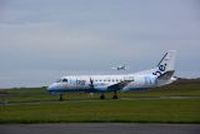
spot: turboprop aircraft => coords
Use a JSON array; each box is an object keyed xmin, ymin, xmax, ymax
[{"xmin": 48, "ymin": 50, "xmax": 176, "ymax": 101}]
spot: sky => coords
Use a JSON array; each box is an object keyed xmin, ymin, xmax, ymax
[{"xmin": 0, "ymin": 0, "xmax": 200, "ymax": 88}]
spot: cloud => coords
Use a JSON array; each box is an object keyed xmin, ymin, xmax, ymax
[{"xmin": 0, "ymin": 0, "xmax": 200, "ymax": 88}]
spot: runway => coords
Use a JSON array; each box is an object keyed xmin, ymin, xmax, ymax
[{"xmin": 0, "ymin": 123, "xmax": 199, "ymax": 134}]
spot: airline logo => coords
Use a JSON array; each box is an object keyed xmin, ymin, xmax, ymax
[{"xmin": 152, "ymin": 63, "xmax": 167, "ymax": 77}]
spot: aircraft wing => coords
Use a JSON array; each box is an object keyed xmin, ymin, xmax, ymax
[{"xmin": 107, "ymin": 80, "xmax": 134, "ymax": 91}]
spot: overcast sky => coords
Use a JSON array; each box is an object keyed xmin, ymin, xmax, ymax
[{"xmin": 0, "ymin": 0, "xmax": 200, "ymax": 88}]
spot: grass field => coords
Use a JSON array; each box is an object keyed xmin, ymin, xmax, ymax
[{"xmin": 0, "ymin": 79, "xmax": 200, "ymax": 124}]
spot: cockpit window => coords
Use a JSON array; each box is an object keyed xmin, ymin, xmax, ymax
[
  {"xmin": 62, "ymin": 78, "xmax": 68, "ymax": 82},
  {"xmin": 56, "ymin": 78, "xmax": 68, "ymax": 83}
]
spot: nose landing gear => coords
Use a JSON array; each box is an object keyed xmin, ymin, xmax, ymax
[{"xmin": 59, "ymin": 94, "xmax": 63, "ymax": 101}]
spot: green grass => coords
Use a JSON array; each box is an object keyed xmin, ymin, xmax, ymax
[
  {"xmin": 0, "ymin": 79, "xmax": 200, "ymax": 124},
  {"xmin": 0, "ymin": 99, "xmax": 199, "ymax": 124}
]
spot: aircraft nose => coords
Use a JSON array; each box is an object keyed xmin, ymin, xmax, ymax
[{"xmin": 47, "ymin": 83, "xmax": 57, "ymax": 91}]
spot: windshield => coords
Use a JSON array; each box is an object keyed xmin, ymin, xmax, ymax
[
  {"xmin": 56, "ymin": 78, "xmax": 68, "ymax": 83},
  {"xmin": 62, "ymin": 78, "xmax": 68, "ymax": 82}
]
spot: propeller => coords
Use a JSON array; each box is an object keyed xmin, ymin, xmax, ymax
[{"xmin": 89, "ymin": 78, "xmax": 94, "ymax": 88}]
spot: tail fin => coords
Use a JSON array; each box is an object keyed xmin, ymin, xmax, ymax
[{"xmin": 153, "ymin": 50, "xmax": 176, "ymax": 79}]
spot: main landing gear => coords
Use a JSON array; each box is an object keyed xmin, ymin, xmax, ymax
[
  {"xmin": 112, "ymin": 91, "xmax": 118, "ymax": 99},
  {"xmin": 100, "ymin": 94, "xmax": 105, "ymax": 100},
  {"xmin": 99, "ymin": 91, "xmax": 119, "ymax": 100}
]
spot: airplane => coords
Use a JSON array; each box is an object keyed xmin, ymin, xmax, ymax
[
  {"xmin": 47, "ymin": 50, "xmax": 177, "ymax": 101},
  {"xmin": 112, "ymin": 64, "xmax": 127, "ymax": 71}
]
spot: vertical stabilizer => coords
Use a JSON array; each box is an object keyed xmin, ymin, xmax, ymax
[{"xmin": 153, "ymin": 50, "xmax": 176, "ymax": 78}]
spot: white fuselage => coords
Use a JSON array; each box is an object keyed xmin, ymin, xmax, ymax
[
  {"xmin": 47, "ymin": 50, "xmax": 176, "ymax": 95},
  {"xmin": 47, "ymin": 73, "xmax": 173, "ymax": 94}
]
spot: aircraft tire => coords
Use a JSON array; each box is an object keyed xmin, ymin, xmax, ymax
[
  {"xmin": 100, "ymin": 94, "xmax": 105, "ymax": 100},
  {"xmin": 112, "ymin": 95, "xmax": 118, "ymax": 99},
  {"xmin": 59, "ymin": 94, "xmax": 63, "ymax": 101}
]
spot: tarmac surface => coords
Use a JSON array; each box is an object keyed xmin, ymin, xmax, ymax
[{"xmin": 0, "ymin": 123, "xmax": 200, "ymax": 134}]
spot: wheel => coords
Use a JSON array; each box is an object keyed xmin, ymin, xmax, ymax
[
  {"xmin": 100, "ymin": 94, "xmax": 105, "ymax": 99},
  {"xmin": 59, "ymin": 94, "xmax": 63, "ymax": 101},
  {"xmin": 112, "ymin": 95, "xmax": 118, "ymax": 99},
  {"xmin": 112, "ymin": 91, "xmax": 118, "ymax": 99}
]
